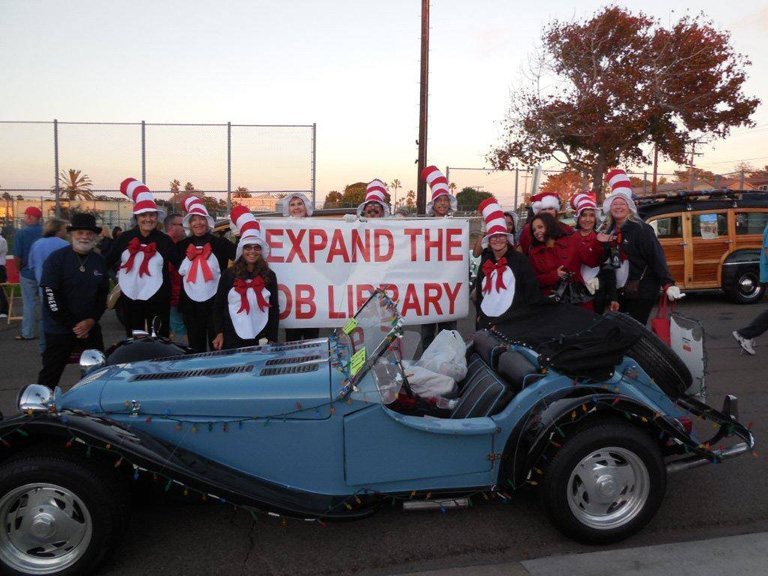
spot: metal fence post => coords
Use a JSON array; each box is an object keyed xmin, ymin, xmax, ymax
[
  {"xmin": 53, "ymin": 119, "xmax": 60, "ymax": 218},
  {"xmin": 715, "ymin": 174, "xmax": 720, "ymax": 188},
  {"xmin": 643, "ymin": 171, "xmax": 647, "ymax": 195},
  {"xmin": 739, "ymin": 170, "xmax": 745, "ymax": 190},
  {"xmin": 311, "ymin": 123, "xmax": 317, "ymax": 206},
  {"xmin": 141, "ymin": 121, "xmax": 146, "ymax": 183},
  {"xmin": 514, "ymin": 167, "xmax": 519, "ymax": 209},
  {"xmin": 227, "ymin": 122, "xmax": 232, "ymax": 213}
]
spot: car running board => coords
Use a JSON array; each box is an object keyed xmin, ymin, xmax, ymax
[{"xmin": 403, "ymin": 497, "xmax": 470, "ymax": 511}]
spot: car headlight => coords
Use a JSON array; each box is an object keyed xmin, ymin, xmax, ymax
[
  {"xmin": 80, "ymin": 349, "xmax": 106, "ymax": 377},
  {"xmin": 17, "ymin": 384, "xmax": 54, "ymax": 413}
]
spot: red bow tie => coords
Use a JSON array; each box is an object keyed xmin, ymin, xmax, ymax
[
  {"xmin": 482, "ymin": 257, "xmax": 508, "ymax": 294},
  {"xmin": 233, "ymin": 277, "xmax": 271, "ymax": 315},
  {"xmin": 185, "ymin": 243, "xmax": 214, "ymax": 283},
  {"xmin": 121, "ymin": 237, "xmax": 157, "ymax": 277}
]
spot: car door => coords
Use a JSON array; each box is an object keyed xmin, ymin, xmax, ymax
[
  {"xmin": 685, "ymin": 210, "xmax": 730, "ymax": 289},
  {"xmin": 648, "ymin": 213, "xmax": 686, "ymax": 287}
]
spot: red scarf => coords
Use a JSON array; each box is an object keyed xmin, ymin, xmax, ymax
[
  {"xmin": 482, "ymin": 257, "xmax": 508, "ymax": 294},
  {"xmin": 121, "ymin": 237, "xmax": 157, "ymax": 277},
  {"xmin": 185, "ymin": 243, "xmax": 214, "ymax": 283},
  {"xmin": 234, "ymin": 277, "xmax": 271, "ymax": 314}
]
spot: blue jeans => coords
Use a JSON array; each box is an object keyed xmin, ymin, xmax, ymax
[{"xmin": 20, "ymin": 275, "xmax": 40, "ymax": 340}]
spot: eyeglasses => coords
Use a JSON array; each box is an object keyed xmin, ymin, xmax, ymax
[{"xmin": 242, "ymin": 244, "xmax": 261, "ymax": 251}]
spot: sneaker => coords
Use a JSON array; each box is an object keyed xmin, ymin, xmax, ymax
[
  {"xmin": 0, "ymin": 314, "xmax": 7, "ymax": 319},
  {"xmin": 733, "ymin": 331, "xmax": 755, "ymax": 355}
]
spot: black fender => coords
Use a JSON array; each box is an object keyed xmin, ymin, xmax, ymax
[
  {"xmin": 721, "ymin": 249, "xmax": 761, "ymax": 288},
  {"xmin": 0, "ymin": 412, "xmax": 375, "ymax": 520},
  {"xmin": 498, "ymin": 386, "xmax": 711, "ymax": 490}
]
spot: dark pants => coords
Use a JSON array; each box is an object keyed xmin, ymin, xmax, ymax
[
  {"xmin": 0, "ymin": 266, "xmax": 7, "ymax": 315},
  {"xmin": 38, "ymin": 326, "xmax": 104, "ymax": 389},
  {"xmin": 420, "ymin": 321, "xmax": 458, "ymax": 351},
  {"xmin": 619, "ymin": 298, "xmax": 656, "ymax": 326},
  {"xmin": 738, "ymin": 308, "xmax": 768, "ymax": 340},
  {"xmin": 121, "ymin": 297, "xmax": 170, "ymax": 338},
  {"xmin": 284, "ymin": 327, "xmax": 320, "ymax": 342},
  {"xmin": 183, "ymin": 309, "xmax": 216, "ymax": 352}
]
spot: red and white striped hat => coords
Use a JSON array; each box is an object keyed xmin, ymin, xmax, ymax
[
  {"xmin": 569, "ymin": 192, "xmax": 598, "ymax": 218},
  {"xmin": 603, "ymin": 169, "xmax": 637, "ymax": 215},
  {"xmin": 530, "ymin": 191, "xmax": 561, "ymax": 215},
  {"xmin": 120, "ymin": 178, "xmax": 165, "ymax": 218},
  {"xmin": 478, "ymin": 196, "xmax": 515, "ymax": 247},
  {"xmin": 422, "ymin": 165, "xmax": 457, "ymax": 215},
  {"xmin": 181, "ymin": 194, "xmax": 215, "ymax": 233},
  {"xmin": 230, "ymin": 205, "xmax": 270, "ymax": 260},
  {"xmin": 356, "ymin": 179, "xmax": 391, "ymax": 217}
]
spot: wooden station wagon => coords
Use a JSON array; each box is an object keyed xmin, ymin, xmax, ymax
[{"xmin": 638, "ymin": 191, "xmax": 768, "ymax": 303}]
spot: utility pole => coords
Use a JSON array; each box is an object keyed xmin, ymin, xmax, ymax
[
  {"xmin": 416, "ymin": 0, "xmax": 430, "ymax": 215},
  {"xmin": 652, "ymin": 144, "xmax": 659, "ymax": 194},
  {"xmin": 687, "ymin": 138, "xmax": 705, "ymax": 192}
]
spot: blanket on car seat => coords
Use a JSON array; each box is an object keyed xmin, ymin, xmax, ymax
[{"xmin": 491, "ymin": 300, "xmax": 640, "ymax": 381}]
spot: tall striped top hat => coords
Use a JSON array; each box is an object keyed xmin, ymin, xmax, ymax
[
  {"xmin": 569, "ymin": 192, "xmax": 598, "ymax": 217},
  {"xmin": 530, "ymin": 191, "xmax": 561, "ymax": 215},
  {"xmin": 181, "ymin": 194, "xmax": 215, "ymax": 233},
  {"xmin": 478, "ymin": 197, "xmax": 515, "ymax": 247},
  {"xmin": 603, "ymin": 169, "xmax": 638, "ymax": 215},
  {"xmin": 422, "ymin": 165, "xmax": 457, "ymax": 215},
  {"xmin": 278, "ymin": 192, "xmax": 314, "ymax": 217},
  {"xmin": 230, "ymin": 205, "xmax": 270, "ymax": 261},
  {"xmin": 120, "ymin": 178, "xmax": 166, "ymax": 219},
  {"xmin": 356, "ymin": 179, "xmax": 391, "ymax": 217}
]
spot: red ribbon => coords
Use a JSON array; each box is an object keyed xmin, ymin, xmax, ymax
[
  {"xmin": 482, "ymin": 257, "xmax": 508, "ymax": 294},
  {"xmin": 121, "ymin": 237, "xmax": 157, "ymax": 277},
  {"xmin": 185, "ymin": 243, "xmax": 214, "ymax": 284},
  {"xmin": 234, "ymin": 277, "xmax": 271, "ymax": 315}
]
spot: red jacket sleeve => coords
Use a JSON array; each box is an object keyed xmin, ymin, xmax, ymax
[{"xmin": 576, "ymin": 233, "xmax": 605, "ymax": 268}]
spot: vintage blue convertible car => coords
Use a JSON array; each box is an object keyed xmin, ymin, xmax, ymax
[{"xmin": 0, "ymin": 291, "xmax": 755, "ymax": 576}]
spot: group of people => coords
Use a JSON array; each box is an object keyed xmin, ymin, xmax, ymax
[
  {"xmin": 15, "ymin": 165, "xmax": 751, "ymax": 391},
  {"xmin": 472, "ymin": 169, "xmax": 682, "ymax": 329}
]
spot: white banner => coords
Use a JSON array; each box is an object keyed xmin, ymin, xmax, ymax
[{"xmin": 261, "ymin": 218, "xmax": 470, "ymax": 328}]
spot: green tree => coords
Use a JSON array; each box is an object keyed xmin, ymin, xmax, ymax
[
  {"xmin": 184, "ymin": 182, "xmax": 195, "ymax": 192},
  {"xmin": 341, "ymin": 182, "xmax": 375, "ymax": 206},
  {"xmin": 405, "ymin": 189, "xmax": 416, "ymax": 209},
  {"xmin": 233, "ymin": 186, "xmax": 251, "ymax": 198},
  {"xmin": 323, "ymin": 190, "xmax": 342, "ymax": 207},
  {"xmin": 389, "ymin": 179, "xmax": 401, "ymax": 208},
  {"xmin": 456, "ymin": 187, "xmax": 492, "ymax": 212},
  {"xmin": 672, "ymin": 167, "xmax": 716, "ymax": 183},
  {"xmin": 55, "ymin": 169, "xmax": 94, "ymax": 201},
  {"xmin": 170, "ymin": 179, "xmax": 181, "ymax": 192}
]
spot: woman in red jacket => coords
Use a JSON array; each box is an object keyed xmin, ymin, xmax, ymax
[{"xmin": 528, "ymin": 212, "xmax": 603, "ymax": 307}]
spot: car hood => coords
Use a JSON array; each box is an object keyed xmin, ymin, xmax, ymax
[{"xmin": 63, "ymin": 339, "xmax": 333, "ymax": 420}]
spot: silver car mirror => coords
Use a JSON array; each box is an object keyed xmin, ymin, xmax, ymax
[
  {"xmin": 17, "ymin": 384, "xmax": 53, "ymax": 413},
  {"xmin": 80, "ymin": 349, "xmax": 106, "ymax": 377}
]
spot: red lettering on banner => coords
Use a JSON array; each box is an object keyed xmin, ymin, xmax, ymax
[
  {"xmin": 404, "ymin": 229, "xmax": 422, "ymax": 261},
  {"xmin": 356, "ymin": 284, "xmax": 375, "ymax": 309},
  {"xmin": 295, "ymin": 284, "xmax": 316, "ymax": 319},
  {"xmin": 446, "ymin": 229, "xmax": 463, "ymax": 261},
  {"xmin": 286, "ymin": 230, "xmax": 307, "ymax": 263},
  {"xmin": 351, "ymin": 229, "xmax": 370, "ymax": 262},
  {"xmin": 379, "ymin": 283, "xmax": 399, "ymax": 303},
  {"xmin": 308, "ymin": 229, "xmax": 327, "ymax": 262},
  {"xmin": 424, "ymin": 229, "xmax": 443, "ymax": 261},
  {"xmin": 423, "ymin": 283, "xmax": 443, "ymax": 315},
  {"xmin": 347, "ymin": 285, "xmax": 355, "ymax": 316},
  {"xmin": 278, "ymin": 284, "xmax": 291, "ymax": 320},
  {"xmin": 443, "ymin": 282, "xmax": 461, "ymax": 314},
  {"xmin": 400, "ymin": 284, "xmax": 423, "ymax": 316},
  {"xmin": 327, "ymin": 286, "xmax": 346, "ymax": 319},
  {"xmin": 327, "ymin": 230, "xmax": 350, "ymax": 263},
  {"xmin": 266, "ymin": 230, "xmax": 285, "ymax": 263},
  {"xmin": 373, "ymin": 229, "xmax": 394, "ymax": 262}
]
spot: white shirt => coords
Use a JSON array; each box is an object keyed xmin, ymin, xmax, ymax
[{"xmin": 0, "ymin": 236, "xmax": 7, "ymax": 266}]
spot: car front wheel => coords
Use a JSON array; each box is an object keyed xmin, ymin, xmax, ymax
[
  {"xmin": 540, "ymin": 422, "xmax": 666, "ymax": 544},
  {"xmin": 729, "ymin": 269, "xmax": 765, "ymax": 304},
  {"xmin": 0, "ymin": 452, "xmax": 127, "ymax": 576}
]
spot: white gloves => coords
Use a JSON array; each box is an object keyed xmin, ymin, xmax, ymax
[
  {"xmin": 585, "ymin": 277, "xmax": 600, "ymax": 295},
  {"xmin": 343, "ymin": 214, "xmax": 358, "ymax": 223},
  {"xmin": 666, "ymin": 285, "xmax": 684, "ymax": 301}
]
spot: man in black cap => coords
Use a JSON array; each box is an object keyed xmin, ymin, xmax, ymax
[{"xmin": 38, "ymin": 214, "xmax": 110, "ymax": 388}]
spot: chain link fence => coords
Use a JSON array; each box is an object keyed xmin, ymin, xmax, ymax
[{"xmin": 0, "ymin": 120, "xmax": 316, "ymax": 233}]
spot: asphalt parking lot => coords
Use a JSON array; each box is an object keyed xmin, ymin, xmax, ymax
[{"xmin": 0, "ymin": 293, "xmax": 766, "ymax": 576}]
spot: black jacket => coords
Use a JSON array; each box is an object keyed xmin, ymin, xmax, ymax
[
  {"xmin": 176, "ymin": 233, "xmax": 237, "ymax": 313},
  {"xmin": 610, "ymin": 219, "xmax": 674, "ymax": 300},
  {"xmin": 213, "ymin": 267, "xmax": 280, "ymax": 348}
]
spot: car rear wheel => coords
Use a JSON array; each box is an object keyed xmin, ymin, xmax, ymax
[
  {"xmin": 540, "ymin": 422, "xmax": 666, "ymax": 544},
  {"xmin": 0, "ymin": 453, "xmax": 127, "ymax": 576},
  {"xmin": 729, "ymin": 269, "xmax": 765, "ymax": 304}
]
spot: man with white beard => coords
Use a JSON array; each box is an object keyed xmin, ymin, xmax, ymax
[{"xmin": 37, "ymin": 214, "xmax": 109, "ymax": 388}]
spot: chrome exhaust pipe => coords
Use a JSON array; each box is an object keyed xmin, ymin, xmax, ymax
[{"xmin": 667, "ymin": 441, "xmax": 753, "ymax": 474}]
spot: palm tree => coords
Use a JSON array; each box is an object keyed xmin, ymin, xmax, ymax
[
  {"xmin": 56, "ymin": 169, "xmax": 95, "ymax": 201},
  {"xmin": 170, "ymin": 179, "xmax": 181, "ymax": 192},
  {"xmin": 389, "ymin": 179, "xmax": 401, "ymax": 209},
  {"xmin": 233, "ymin": 186, "xmax": 251, "ymax": 198},
  {"xmin": 449, "ymin": 182, "xmax": 457, "ymax": 195}
]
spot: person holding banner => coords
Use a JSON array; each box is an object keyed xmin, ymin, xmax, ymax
[
  {"xmin": 420, "ymin": 165, "xmax": 459, "ymax": 348},
  {"xmin": 278, "ymin": 193, "xmax": 321, "ymax": 342},
  {"xmin": 176, "ymin": 195, "xmax": 236, "ymax": 351},
  {"xmin": 356, "ymin": 180, "xmax": 391, "ymax": 219},
  {"xmin": 213, "ymin": 207, "xmax": 279, "ymax": 350},
  {"xmin": 570, "ymin": 192, "xmax": 617, "ymax": 313},
  {"xmin": 598, "ymin": 169, "xmax": 681, "ymax": 325},
  {"xmin": 474, "ymin": 197, "xmax": 541, "ymax": 328},
  {"xmin": 106, "ymin": 178, "xmax": 178, "ymax": 337}
]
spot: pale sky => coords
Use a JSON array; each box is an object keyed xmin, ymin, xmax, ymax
[{"xmin": 1, "ymin": 0, "xmax": 768, "ymax": 208}]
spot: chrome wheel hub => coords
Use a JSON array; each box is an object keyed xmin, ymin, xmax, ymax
[
  {"xmin": 0, "ymin": 483, "xmax": 92, "ymax": 574},
  {"xmin": 567, "ymin": 447, "xmax": 650, "ymax": 530}
]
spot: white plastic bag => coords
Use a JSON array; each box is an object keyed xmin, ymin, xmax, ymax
[
  {"xmin": 401, "ymin": 364, "xmax": 458, "ymax": 398},
  {"xmin": 416, "ymin": 330, "xmax": 467, "ymax": 382}
]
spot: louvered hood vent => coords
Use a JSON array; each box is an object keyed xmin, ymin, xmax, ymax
[
  {"xmin": 260, "ymin": 364, "xmax": 320, "ymax": 376},
  {"xmin": 131, "ymin": 365, "xmax": 253, "ymax": 381}
]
